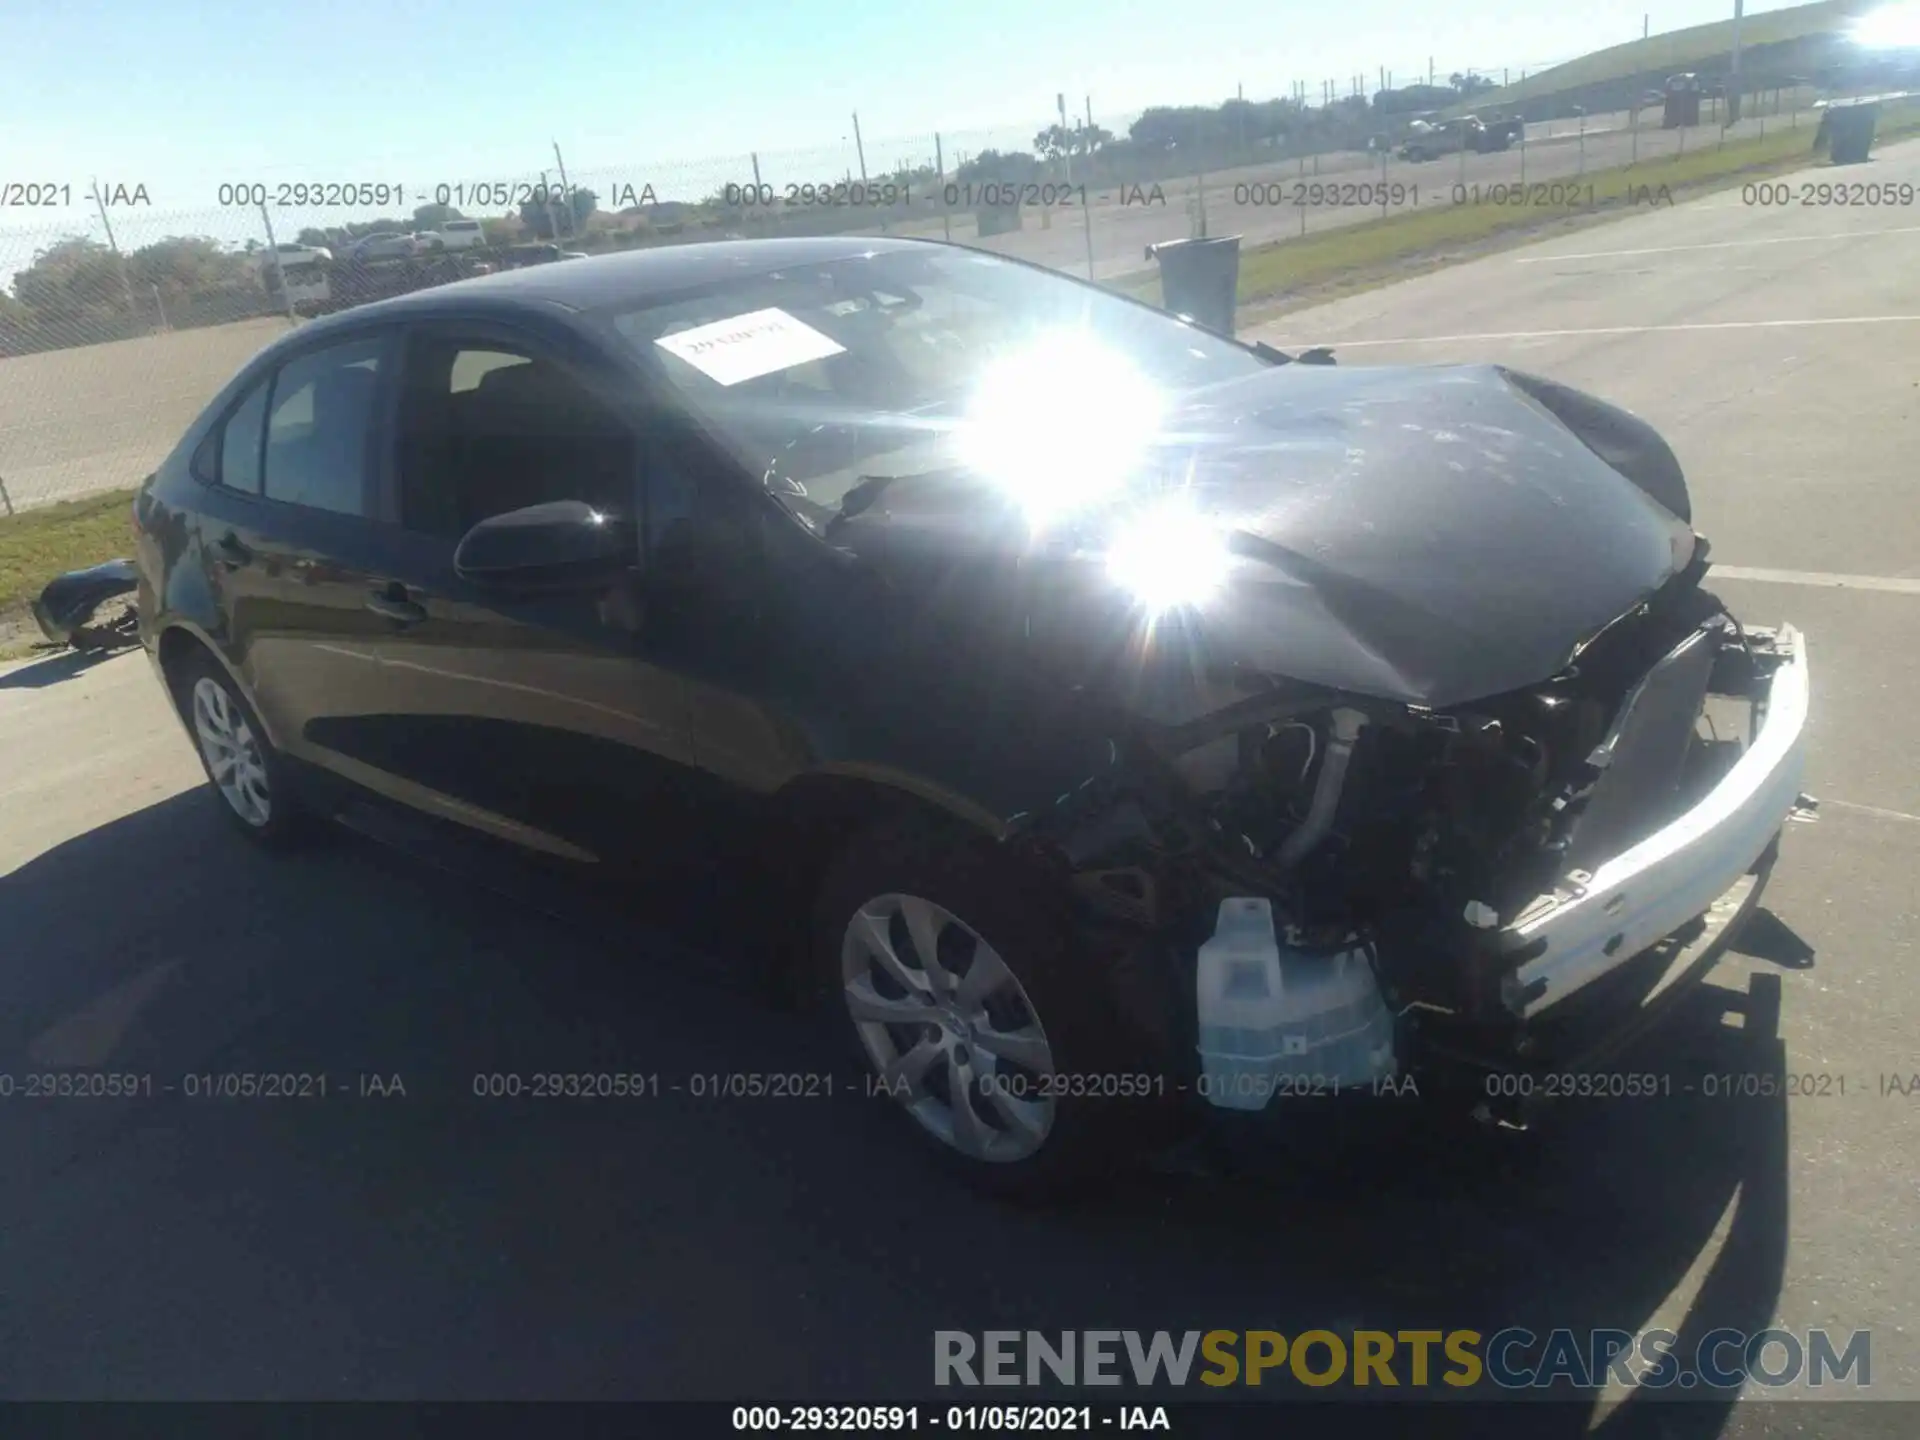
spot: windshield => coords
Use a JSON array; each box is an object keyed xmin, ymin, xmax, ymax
[{"xmin": 606, "ymin": 246, "xmax": 1267, "ymax": 527}]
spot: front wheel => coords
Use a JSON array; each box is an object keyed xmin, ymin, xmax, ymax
[{"xmin": 814, "ymin": 819, "xmax": 1172, "ymax": 1200}]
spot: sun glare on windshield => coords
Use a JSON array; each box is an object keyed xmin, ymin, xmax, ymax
[{"xmin": 955, "ymin": 328, "xmax": 1166, "ymax": 530}]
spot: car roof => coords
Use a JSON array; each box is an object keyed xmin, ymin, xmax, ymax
[{"xmin": 285, "ymin": 234, "xmax": 955, "ymax": 340}]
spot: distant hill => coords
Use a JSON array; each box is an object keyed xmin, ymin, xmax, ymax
[{"xmin": 1454, "ymin": 0, "xmax": 1880, "ymax": 112}]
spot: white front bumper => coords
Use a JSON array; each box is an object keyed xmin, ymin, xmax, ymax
[{"xmin": 1501, "ymin": 625, "xmax": 1810, "ymax": 1019}]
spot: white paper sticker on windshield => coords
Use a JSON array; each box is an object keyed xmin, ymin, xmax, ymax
[{"xmin": 653, "ymin": 307, "xmax": 846, "ymax": 386}]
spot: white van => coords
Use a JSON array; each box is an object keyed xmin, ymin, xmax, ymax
[{"xmin": 427, "ymin": 218, "xmax": 488, "ymax": 251}]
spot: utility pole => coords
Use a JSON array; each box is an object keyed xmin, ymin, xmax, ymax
[
  {"xmin": 551, "ymin": 141, "xmax": 574, "ymax": 237},
  {"xmin": 852, "ymin": 111, "xmax": 870, "ymax": 186},
  {"xmin": 90, "ymin": 180, "xmax": 142, "ymax": 328},
  {"xmin": 1729, "ymin": 0, "xmax": 1745, "ymax": 124},
  {"xmin": 1080, "ymin": 95, "xmax": 1097, "ymax": 281},
  {"xmin": 540, "ymin": 169, "xmax": 564, "ymax": 241}
]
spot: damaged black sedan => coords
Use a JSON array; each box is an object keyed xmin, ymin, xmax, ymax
[{"xmin": 130, "ymin": 236, "xmax": 1810, "ymax": 1197}]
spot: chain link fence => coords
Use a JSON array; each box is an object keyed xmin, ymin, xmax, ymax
[{"xmin": 0, "ymin": 68, "xmax": 1871, "ymax": 516}]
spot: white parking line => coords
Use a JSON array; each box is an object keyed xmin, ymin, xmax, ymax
[
  {"xmin": 1287, "ymin": 315, "xmax": 1920, "ymax": 347},
  {"xmin": 1514, "ymin": 226, "xmax": 1920, "ymax": 262},
  {"xmin": 1710, "ymin": 566, "xmax": 1920, "ymax": 594},
  {"xmin": 1822, "ymin": 797, "xmax": 1920, "ymax": 825}
]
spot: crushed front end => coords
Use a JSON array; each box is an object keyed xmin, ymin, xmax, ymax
[{"xmin": 1009, "ymin": 578, "xmax": 1811, "ymax": 1127}]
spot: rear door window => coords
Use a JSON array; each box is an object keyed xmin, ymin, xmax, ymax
[
  {"xmin": 218, "ymin": 380, "xmax": 270, "ymax": 494},
  {"xmin": 261, "ymin": 337, "xmax": 386, "ymax": 516}
]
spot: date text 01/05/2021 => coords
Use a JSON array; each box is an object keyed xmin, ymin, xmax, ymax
[
  {"xmin": 730, "ymin": 1404, "xmax": 1171, "ymax": 1432},
  {"xmin": 210, "ymin": 180, "xmax": 659, "ymax": 209},
  {"xmin": 0, "ymin": 1073, "xmax": 405, "ymax": 1099}
]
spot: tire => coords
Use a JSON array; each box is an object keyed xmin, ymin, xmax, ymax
[
  {"xmin": 813, "ymin": 817, "xmax": 1170, "ymax": 1201},
  {"xmin": 170, "ymin": 649, "xmax": 317, "ymax": 850}
]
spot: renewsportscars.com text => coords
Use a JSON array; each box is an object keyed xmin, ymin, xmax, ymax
[{"xmin": 934, "ymin": 1328, "xmax": 1871, "ymax": 1391}]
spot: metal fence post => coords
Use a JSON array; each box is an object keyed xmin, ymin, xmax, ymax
[
  {"xmin": 91, "ymin": 180, "xmax": 142, "ymax": 334},
  {"xmin": 258, "ymin": 199, "xmax": 298, "ymax": 327}
]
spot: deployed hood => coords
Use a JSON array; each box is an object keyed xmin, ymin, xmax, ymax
[{"xmin": 832, "ymin": 362, "xmax": 1698, "ymax": 711}]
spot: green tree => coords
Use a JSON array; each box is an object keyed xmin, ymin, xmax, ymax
[
  {"xmin": 1033, "ymin": 122, "xmax": 1114, "ymax": 160},
  {"xmin": 125, "ymin": 236, "xmax": 255, "ymax": 308},
  {"xmin": 953, "ymin": 148, "xmax": 1042, "ymax": 185},
  {"xmin": 516, "ymin": 185, "xmax": 597, "ymax": 239},
  {"xmin": 11, "ymin": 237, "xmax": 124, "ymax": 322}
]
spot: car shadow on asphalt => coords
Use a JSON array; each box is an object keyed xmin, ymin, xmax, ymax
[
  {"xmin": 0, "ymin": 786, "xmax": 1790, "ymax": 1421},
  {"xmin": 1730, "ymin": 908, "xmax": 1818, "ymax": 971},
  {"xmin": 0, "ymin": 645, "xmax": 124, "ymax": 690}
]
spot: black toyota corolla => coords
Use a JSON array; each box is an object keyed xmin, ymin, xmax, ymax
[{"xmin": 133, "ymin": 235, "xmax": 1810, "ymax": 1196}]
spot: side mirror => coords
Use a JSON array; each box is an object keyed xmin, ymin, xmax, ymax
[{"xmin": 453, "ymin": 499, "xmax": 637, "ymax": 589}]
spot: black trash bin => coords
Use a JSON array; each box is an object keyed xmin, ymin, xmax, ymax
[
  {"xmin": 1146, "ymin": 235, "xmax": 1241, "ymax": 337},
  {"xmin": 1827, "ymin": 102, "xmax": 1879, "ymax": 165}
]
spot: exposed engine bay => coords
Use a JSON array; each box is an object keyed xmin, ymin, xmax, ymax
[
  {"xmin": 1172, "ymin": 584, "xmax": 1737, "ymax": 938},
  {"xmin": 1011, "ymin": 564, "xmax": 1807, "ymax": 1100}
]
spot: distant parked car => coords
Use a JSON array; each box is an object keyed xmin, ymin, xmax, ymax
[
  {"xmin": 1401, "ymin": 117, "xmax": 1483, "ymax": 161},
  {"xmin": 347, "ymin": 231, "xmax": 417, "ymax": 262},
  {"xmin": 1472, "ymin": 115, "xmax": 1526, "ymax": 151},
  {"xmin": 425, "ymin": 218, "xmax": 488, "ymax": 251},
  {"xmin": 257, "ymin": 241, "xmax": 331, "ymax": 268}
]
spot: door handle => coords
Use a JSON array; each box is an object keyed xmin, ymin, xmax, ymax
[
  {"xmin": 365, "ymin": 583, "xmax": 427, "ymax": 626},
  {"xmin": 212, "ymin": 531, "xmax": 251, "ymax": 568}
]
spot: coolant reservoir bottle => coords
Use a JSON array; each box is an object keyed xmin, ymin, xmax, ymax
[{"xmin": 1195, "ymin": 897, "xmax": 1397, "ymax": 1112}]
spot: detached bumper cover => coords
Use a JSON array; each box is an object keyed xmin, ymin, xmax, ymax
[
  {"xmin": 1500, "ymin": 624, "xmax": 1809, "ymax": 1019},
  {"xmin": 30, "ymin": 558, "xmax": 140, "ymax": 646}
]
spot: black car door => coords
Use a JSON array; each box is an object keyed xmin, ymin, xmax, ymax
[
  {"xmin": 184, "ymin": 329, "xmax": 405, "ymax": 769},
  {"xmin": 303, "ymin": 316, "xmax": 701, "ymax": 865}
]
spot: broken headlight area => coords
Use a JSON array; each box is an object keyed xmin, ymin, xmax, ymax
[{"xmin": 1009, "ymin": 581, "xmax": 1798, "ymax": 1117}]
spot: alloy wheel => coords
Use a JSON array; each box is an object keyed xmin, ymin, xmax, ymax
[
  {"xmin": 841, "ymin": 892, "xmax": 1057, "ymax": 1163},
  {"xmin": 190, "ymin": 676, "xmax": 272, "ymax": 827}
]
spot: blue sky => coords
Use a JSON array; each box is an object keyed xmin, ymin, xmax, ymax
[{"xmin": 0, "ymin": 0, "xmax": 1829, "ymax": 238}]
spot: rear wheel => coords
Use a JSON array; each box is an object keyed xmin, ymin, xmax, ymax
[
  {"xmin": 814, "ymin": 818, "xmax": 1171, "ymax": 1200},
  {"xmin": 172, "ymin": 650, "xmax": 317, "ymax": 849}
]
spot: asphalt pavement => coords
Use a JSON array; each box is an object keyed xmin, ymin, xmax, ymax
[{"xmin": 3, "ymin": 137, "xmax": 1918, "ymax": 1428}]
